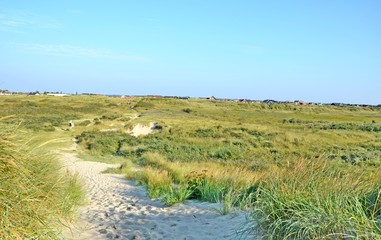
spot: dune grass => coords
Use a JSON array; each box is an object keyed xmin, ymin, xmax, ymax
[
  {"xmin": 2, "ymin": 95, "xmax": 381, "ymax": 239},
  {"xmin": 0, "ymin": 123, "xmax": 83, "ymax": 239},
  {"xmin": 251, "ymin": 159, "xmax": 381, "ymax": 239},
  {"xmin": 75, "ymin": 97, "xmax": 381, "ymax": 238}
]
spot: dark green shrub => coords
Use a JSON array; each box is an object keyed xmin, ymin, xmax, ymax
[
  {"xmin": 76, "ymin": 131, "xmax": 129, "ymax": 155},
  {"xmin": 262, "ymin": 141, "xmax": 274, "ymax": 148},
  {"xmin": 152, "ymin": 124, "xmax": 163, "ymax": 130},
  {"xmin": 78, "ymin": 120, "xmax": 91, "ymax": 126},
  {"xmin": 182, "ymin": 108, "xmax": 192, "ymax": 113},
  {"xmin": 185, "ymin": 170, "xmax": 208, "ymax": 199},
  {"xmin": 101, "ymin": 114, "xmax": 120, "ymax": 120},
  {"xmin": 193, "ymin": 128, "xmax": 216, "ymax": 138},
  {"xmin": 211, "ymin": 148, "xmax": 233, "ymax": 160},
  {"xmin": 135, "ymin": 100, "xmax": 155, "ymax": 108}
]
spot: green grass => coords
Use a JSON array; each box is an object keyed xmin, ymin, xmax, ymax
[
  {"xmin": 0, "ymin": 123, "xmax": 83, "ymax": 239},
  {"xmin": 1, "ymin": 95, "xmax": 381, "ymax": 239},
  {"xmin": 251, "ymin": 159, "xmax": 381, "ymax": 239},
  {"xmin": 88, "ymin": 97, "xmax": 381, "ymax": 238}
]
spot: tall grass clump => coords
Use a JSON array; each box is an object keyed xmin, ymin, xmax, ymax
[
  {"xmin": 134, "ymin": 166, "xmax": 173, "ymax": 199},
  {"xmin": 251, "ymin": 158, "xmax": 381, "ymax": 239},
  {"xmin": 123, "ymin": 152, "xmax": 264, "ymax": 208},
  {"xmin": 0, "ymin": 124, "xmax": 83, "ymax": 239}
]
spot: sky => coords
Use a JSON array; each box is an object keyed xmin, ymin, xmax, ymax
[{"xmin": 0, "ymin": 1, "xmax": 380, "ymax": 104}]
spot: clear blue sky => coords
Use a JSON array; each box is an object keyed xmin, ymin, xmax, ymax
[{"xmin": 1, "ymin": 1, "xmax": 380, "ymax": 104}]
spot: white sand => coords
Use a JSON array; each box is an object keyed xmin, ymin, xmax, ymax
[
  {"xmin": 130, "ymin": 122, "xmax": 155, "ymax": 137},
  {"xmin": 59, "ymin": 144, "xmax": 258, "ymax": 240}
]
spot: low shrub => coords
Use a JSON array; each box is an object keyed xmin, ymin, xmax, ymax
[
  {"xmin": 78, "ymin": 120, "xmax": 91, "ymax": 126},
  {"xmin": 182, "ymin": 108, "xmax": 192, "ymax": 113},
  {"xmin": 185, "ymin": 170, "xmax": 209, "ymax": 199}
]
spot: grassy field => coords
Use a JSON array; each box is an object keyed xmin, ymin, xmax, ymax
[{"xmin": 1, "ymin": 94, "xmax": 381, "ymax": 239}]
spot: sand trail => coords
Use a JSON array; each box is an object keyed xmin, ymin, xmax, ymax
[{"xmin": 59, "ymin": 145, "xmax": 255, "ymax": 240}]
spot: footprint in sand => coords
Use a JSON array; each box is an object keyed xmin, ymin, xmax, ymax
[{"xmin": 59, "ymin": 144, "xmax": 258, "ymax": 240}]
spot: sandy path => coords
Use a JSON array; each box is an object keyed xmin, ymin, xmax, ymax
[{"xmin": 59, "ymin": 145, "xmax": 255, "ymax": 240}]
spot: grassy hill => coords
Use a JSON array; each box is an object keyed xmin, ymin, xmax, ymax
[{"xmin": 1, "ymin": 95, "xmax": 381, "ymax": 239}]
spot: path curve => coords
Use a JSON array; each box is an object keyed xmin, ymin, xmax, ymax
[{"xmin": 59, "ymin": 144, "xmax": 253, "ymax": 240}]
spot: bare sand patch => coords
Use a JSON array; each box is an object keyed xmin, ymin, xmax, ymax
[
  {"xmin": 130, "ymin": 122, "xmax": 155, "ymax": 137},
  {"xmin": 59, "ymin": 144, "xmax": 257, "ymax": 239}
]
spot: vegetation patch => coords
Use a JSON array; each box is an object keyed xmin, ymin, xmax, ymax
[
  {"xmin": 2, "ymin": 95, "xmax": 381, "ymax": 238},
  {"xmin": 0, "ymin": 124, "xmax": 83, "ymax": 239}
]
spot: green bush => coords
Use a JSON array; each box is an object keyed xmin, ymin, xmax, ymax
[
  {"xmin": 101, "ymin": 114, "xmax": 120, "ymax": 120},
  {"xmin": 182, "ymin": 108, "xmax": 192, "ymax": 113},
  {"xmin": 76, "ymin": 130, "xmax": 129, "ymax": 155},
  {"xmin": 185, "ymin": 170, "xmax": 209, "ymax": 199},
  {"xmin": 78, "ymin": 120, "xmax": 91, "ymax": 126}
]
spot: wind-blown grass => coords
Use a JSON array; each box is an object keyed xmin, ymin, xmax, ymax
[
  {"xmin": 0, "ymin": 123, "xmax": 83, "ymax": 239},
  {"xmin": 251, "ymin": 159, "xmax": 381, "ymax": 239}
]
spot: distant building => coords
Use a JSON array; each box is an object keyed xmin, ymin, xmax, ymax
[
  {"xmin": 331, "ymin": 103, "xmax": 345, "ymax": 106},
  {"xmin": 294, "ymin": 100, "xmax": 308, "ymax": 105},
  {"xmin": 47, "ymin": 93, "xmax": 68, "ymax": 97},
  {"xmin": 0, "ymin": 90, "xmax": 11, "ymax": 96},
  {"xmin": 263, "ymin": 99, "xmax": 277, "ymax": 104},
  {"xmin": 208, "ymin": 96, "xmax": 217, "ymax": 101},
  {"xmin": 28, "ymin": 91, "xmax": 40, "ymax": 96}
]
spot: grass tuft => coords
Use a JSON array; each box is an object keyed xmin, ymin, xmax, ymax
[{"xmin": 0, "ymin": 123, "xmax": 83, "ymax": 239}]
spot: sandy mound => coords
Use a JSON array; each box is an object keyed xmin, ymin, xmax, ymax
[
  {"xmin": 131, "ymin": 122, "xmax": 155, "ymax": 137},
  {"xmin": 59, "ymin": 145, "xmax": 257, "ymax": 239}
]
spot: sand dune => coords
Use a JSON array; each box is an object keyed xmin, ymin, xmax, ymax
[
  {"xmin": 130, "ymin": 122, "xmax": 155, "ymax": 137},
  {"xmin": 59, "ymin": 145, "xmax": 256, "ymax": 240}
]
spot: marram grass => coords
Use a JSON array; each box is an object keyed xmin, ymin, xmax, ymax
[
  {"xmin": 251, "ymin": 159, "xmax": 381, "ymax": 239},
  {"xmin": 0, "ymin": 123, "xmax": 83, "ymax": 240}
]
